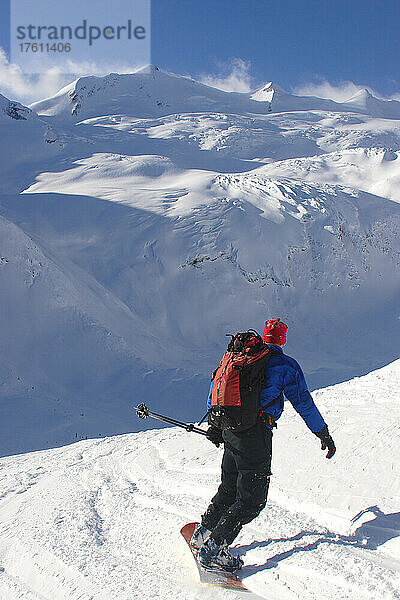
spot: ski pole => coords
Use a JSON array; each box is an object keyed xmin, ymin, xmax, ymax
[{"xmin": 134, "ymin": 403, "xmax": 208, "ymax": 436}]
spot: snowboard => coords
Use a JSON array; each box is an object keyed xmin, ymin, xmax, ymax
[{"xmin": 180, "ymin": 522, "xmax": 249, "ymax": 592}]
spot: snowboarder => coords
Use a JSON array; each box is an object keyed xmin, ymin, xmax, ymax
[{"xmin": 191, "ymin": 318, "xmax": 336, "ymax": 572}]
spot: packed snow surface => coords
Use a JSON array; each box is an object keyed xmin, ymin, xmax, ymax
[{"xmin": 0, "ymin": 360, "xmax": 399, "ymax": 600}]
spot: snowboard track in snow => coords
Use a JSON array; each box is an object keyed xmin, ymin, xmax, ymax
[{"xmin": 0, "ymin": 421, "xmax": 399, "ymax": 600}]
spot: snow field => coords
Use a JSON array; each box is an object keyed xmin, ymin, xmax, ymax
[{"xmin": 0, "ymin": 361, "xmax": 399, "ymax": 600}]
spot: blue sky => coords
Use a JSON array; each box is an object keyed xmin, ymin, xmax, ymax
[
  {"xmin": 151, "ymin": 0, "xmax": 400, "ymax": 96},
  {"xmin": 0, "ymin": 0, "xmax": 400, "ymax": 102}
]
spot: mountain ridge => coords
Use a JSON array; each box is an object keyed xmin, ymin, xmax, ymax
[{"xmin": 28, "ymin": 65, "xmax": 400, "ymax": 120}]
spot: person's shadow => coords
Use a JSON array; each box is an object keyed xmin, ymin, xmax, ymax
[{"xmin": 235, "ymin": 505, "xmax": 400, "ymax": 576}]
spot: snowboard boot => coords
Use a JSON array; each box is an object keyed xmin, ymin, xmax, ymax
[
  {"xmin": 190, "ymin": 524, "xmax": 211, "ymax": 549},
  {"xmin": 198, "ymin": 537, "xmax": 243, "ymax": 572}
]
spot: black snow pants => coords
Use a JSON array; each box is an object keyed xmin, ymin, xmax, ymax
[{"xmin": 201, "ymin": 419, "xmax": 273, "ymax": 545}]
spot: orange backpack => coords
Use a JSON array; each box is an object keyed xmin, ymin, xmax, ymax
[{"xmin": 208, "ymin": 330, "xmax": 273, "ymax": 431}]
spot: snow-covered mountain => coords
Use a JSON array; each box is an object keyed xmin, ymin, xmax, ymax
[
  {"xmin": 345, "ymin": 88, "xmax": 400, "ymax": 119},
  {"xmin": 29, "ymin": 65, "xmax": 273, "ymax": 120},
  {"xmin": 0, "ymin": 93, "xmax": 60, "ymax": 193},
  {"xmin": 0, "ymin": 360, "xmax": 399, "ymax": 599},
  {"xmin": 0, "ymin": 94, "xmax": 32, "ymax": 122},
  {"xmin": 251, "ymin": 82, "xmax": 400, "ymax": 118},
  {"xmin": 1, "ymin": 65, "xmax": 400, "ymax": 456},
  {"xmin": 31, "ymin": 67, "xmax": 400, "ymax": 121}
]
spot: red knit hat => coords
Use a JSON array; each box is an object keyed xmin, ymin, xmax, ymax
[{"xmin": 262, "ymin": 318, "xmax": 288, "ymax": 345}]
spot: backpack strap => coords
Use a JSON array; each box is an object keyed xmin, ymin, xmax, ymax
[{"xmin": 198, "ymin": 409, "xmax": 210, "ymax": 426}]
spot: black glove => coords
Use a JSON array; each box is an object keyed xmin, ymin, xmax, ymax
[
  {"xmin": 206, "ymin": 426, "xmax": 223, "ymax": 447},
  {"xmin": 315, "ymin": 426, "xmax": 336, "ymax": 459}
]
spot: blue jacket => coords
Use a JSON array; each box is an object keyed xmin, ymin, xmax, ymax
[{"xmin": 207, "ymin": 345, "xmax": 326, "ymax": 433}]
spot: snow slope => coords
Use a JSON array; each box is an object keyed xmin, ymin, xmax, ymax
[
  {"xmin": 256, "ymin": 147, "xmax": 400, "ymax": 204},
  {"xmin": 0, "ymin": 93, "xmax": 60, "ymax": 193},
  {"xmin": 1, "ymin": 66, "xmax": 400, "ymax": 456},
  {"xmin": 0, "ymin": 360, "xmax": 399, "ymax": 600}
]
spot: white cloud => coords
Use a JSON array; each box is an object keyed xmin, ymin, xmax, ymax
[
  {"xmin": 0, "ymin": 48, "xmax": 72, "ymax": 104},
  {"xmin": 0, "ymin": 47, "xmax": 143, "ymax": 105},
  {"xmin": 199, "ymin": 58, "xmax": 253, "ymax": 93},
  {"xmin": 293, "ymin": 79, "xmax": 386, "ymax": 102}
]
